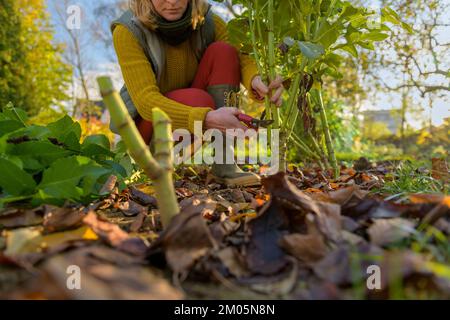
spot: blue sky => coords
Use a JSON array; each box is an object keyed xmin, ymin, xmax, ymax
[{"xmin": 46, "ymin": 0, "xmax": 449, "ymax": 127}]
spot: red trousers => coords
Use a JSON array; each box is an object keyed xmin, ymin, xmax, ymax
[{"xmin": 137, "ymin": 41, "xmax": 241, "ymax": 144}]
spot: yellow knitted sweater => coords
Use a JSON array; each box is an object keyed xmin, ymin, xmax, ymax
[{"xmin": 113, "ymin": 14, "xmax": 259, "ymax": 133}]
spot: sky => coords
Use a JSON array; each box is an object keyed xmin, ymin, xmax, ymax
[{"xmin": 45, "ymin": 0, "xmax": 449, "ymax": 127}]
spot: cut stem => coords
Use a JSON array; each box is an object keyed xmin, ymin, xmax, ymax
[{"xmin": 97, "ymin": 76, "xmax": 179, "ymax": 227}]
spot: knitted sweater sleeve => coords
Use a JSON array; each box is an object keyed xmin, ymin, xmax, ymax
[{"xmin": 113, "ymin": 25, "xmax": 212, "ymax": 133}]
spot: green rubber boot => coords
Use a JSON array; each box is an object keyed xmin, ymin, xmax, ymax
[{"xmin": 207, "ymin": 84, "xmax": 261, "ymax": 187}]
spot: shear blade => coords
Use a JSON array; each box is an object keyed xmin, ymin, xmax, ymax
[{"xmin": 257, "ymin": 120, "xmax": 274, "ymax": 128}]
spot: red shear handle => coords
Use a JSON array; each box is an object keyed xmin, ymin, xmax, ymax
[{"xmin": 237, "ymin": 113, "xmax": 254, "ymax": 124}]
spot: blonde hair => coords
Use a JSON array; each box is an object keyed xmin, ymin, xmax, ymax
[{"xmin": 129, "ymin": 0, "xmax": 209, "ymax": 31}]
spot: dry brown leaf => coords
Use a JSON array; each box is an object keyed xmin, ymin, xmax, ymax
[
  {"xmin": 245, "ymin": 199, "xmax": 290, "ymax": 275},
  {"xmin": 43, "ymin": 206, "xmax": 85, "ymax": 233},
  {"xmin": 99, "ymin": 175, "xmax": 117, "ymax": 194},
  {"xmin": 0, "ymin": 208, "xmax": 43, "ymax": 228},
  {"xmin": 4, "ymin": 226, "xmax": 97, "ymax": 257},
  {"xmin": 116, "ymin": 200, "xmax": 147, "ymax": 217},
  {"xmin": 311, "ymin": 185, "xmax": 369, "ymax": 206},
  {"xmin": 32, "ymin": 246, "xmax": 183, "ymax": 300},
  {"xmin": 279, "ymin": 233, "xmax": 327, "ymax": 264},
  {"xmin": 431, "ymin": 158, "xmax": 449, "ymax": 182},
  {"xmin": 216, "ymin": 247, "xmax": 250, "ymax": 278},
  {"xmin": 83, "ymin": 211, "xmax": 129, "ymax": 247},
  {"xmin": 368, "ymin": 218, "xmax": 416, "ymax": 247},
  {"xmin": 409, "ymin": 193, "xmax": 446, "ymax": 204},
  {"xmin": 130, "ymin": 211, "xmax": 147, "ymax": 233},
  {"xmin": 150, "ymin": 197, "xmax": 217, "ymax": 275},
  {"xmin": 129, "ymin": 186, "xmax": 157, "ymax": 207}
]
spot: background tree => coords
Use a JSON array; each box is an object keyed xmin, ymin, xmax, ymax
[
  {"xmin": 91, "ymin": 0, "xmax": 128, "ymax": 62},
  {"xmin": 16, "ymin": 0, "xmax": 72, "ymax": 116},
  {"xmin": 52, "ymin": 0, "xmax": 94, "ymax": 118},
  {"xmin": 0, "ymin": 0, "xmax": 28, "ymax": 110},
  {"xmin": 365, "ymin": 0, "xmax": 449, "ymax": 140}
]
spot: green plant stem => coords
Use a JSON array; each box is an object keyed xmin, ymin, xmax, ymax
[
  {"xmin": 280, "ymin": 72, "xmax": 303, "ymax": 133},
  {"xmin": 97, "ymin": 76, "xmax": 179, "ymax": 227},
  {"xmin": 308, "ymin": 131, "xmax": 330, "ymax": 168},
  {"xmin": 267, "ymin": 0, "xmax": 279, "ymax": 129},
  {"xmin": 316, "ymin": 90, "xmax": 339, "ymax": 178},
  {"xmin": 290, "ymin": 134, "xmax": 325, "ymax": 170},
  {"xmin": 291, "ymin": 132, "xmax": 320, "ymax": 160}
]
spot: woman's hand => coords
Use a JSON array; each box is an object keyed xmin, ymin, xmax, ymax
[
  {"xmin": 204, "ymin": 107, "xmax": 248, "ymax": 132},
  {"xmin": 251, "ymin": 75, "xmax": 284, "ymax": 107}
]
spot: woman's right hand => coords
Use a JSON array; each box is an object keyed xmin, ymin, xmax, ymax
[{"xmin": 204, "ymin": 107, "xmax": 249, "ymax": 132}]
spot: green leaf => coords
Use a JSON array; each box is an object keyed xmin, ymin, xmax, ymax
[
  {"xmin": 298, "ymin": 41, "xmax": 325, "ymax": 60},
  {"xmin": 340, "ymin": 44, "xmax": 358, "ymax": 58},
  {"xmin": 9, "ymin": 141, "xmax": 72, "ymax": 167},
  {"xmin": 47, "ymin": 115, "xmax": 82, "ymax": 142},
  {"xmin": 62, "ymin": 131, "xmax": 82, "ymax": 151},
  {"xmin": 323, "ymin": 53, "xmax": 342, "ymax": 70},
  {"xmin": 0, "ymin": 158, "xmax": 36, "ymax": 195},
  {"xmin": 360, "ymin": 32, "xmax": 389, "ymax": 42},
  {"xmin": 356, "ymin": 41, "xmax": 375, "ymax": 50},
  {"xmin": 81, "ymin": 145, "xmax": 114, "ymax": 159},
  {"xmin": 99, "ymin": 159, "xmax": 127, "ymax": 178},
  {"xmin": 227, "ymin": 18, "xmax": 250, "ymax": 51},
  {"xmin": 401, "ymin": 21, "xmax": 414, "ymax": 34},
  {"xmin": 2, "ymin": 103, "xmax": 28, "ymax": 126},
  {"xmin": 82, "ymin": 134, "xmax": 111, "ymax": 150},
  {"xmin": 7, "ymin": 125, "xmax": 51, "ymax": 140},
  {"xmin": 339, "ymin": 4, "xmax": 359, "ymax": 21},
  {"xmin": 0, "ymin": 120, "xmax": 24, "ymax": 137},
  {"xmin": 317, "ymin": 21, "xmax": 341, "ymax": 49},
  {"xmin": 382, "ymin": 7, "xmax": 401, "ymax": 25},
  {"xmin": 37, "ymin": 156, "xmax": 108, "ymax": 202},
  {"xmin": 81, "ymin": 134, "xmax": 113, "ymax": 158}
]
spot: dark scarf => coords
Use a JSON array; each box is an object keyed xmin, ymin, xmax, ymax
[{"xmin": 155, "ymin": 2, "xmax": 194, "ymax": 46}]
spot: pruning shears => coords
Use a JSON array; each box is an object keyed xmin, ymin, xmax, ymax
[
  {"xmin": 237, "ymin": 114, "xmax": 274, "ymax": 129},
  {"xmin": 223, "ymin": 91, "xmax": 274, "ymax": 129}
]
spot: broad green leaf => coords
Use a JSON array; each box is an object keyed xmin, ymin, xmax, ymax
[
  {"xmin": 62, "ymin": 131, "xmax": 82, "ymax": 151},
  {"xmin": 37, "ymin": 156, "xmax": 108, "ymax": 202},
  {"xmin": 81, "ymin": 134, "xmax": 113, "ymax": 158},
  {"xmin": 0, "ymin": 154, "xmax": 23, "ymax": 169},
  {"xmin": 340, "ymin": 44, "xmax": 358, "ymax": 57},
  {"xmin": 2, "ymin": 104, "xmax": 28, "ymax": 125},
  {"xmin": 47, "ymin": 115, "xmax": 82, "ymax": 142},
  {"xmin": 37, "ymin": 156, "xmax": 90, "ymax": 200},
  {"xmin": 323, "ymin": 53, "xmax": 342, "ymax": 70},
  {"xmin": 21, "ymin": 157, "xmax": 44, "ymax": 173},
  {"xmin": 401, "ymin": 21, "xmax": 414, "ymax": 34},
  {"xmin": 298, "ymin": 41, "xmax": 325, "ymax": 60},
  {"xmin": 283, "ymin": 37, "xmax": 296, "ymax": 47},
  {"xmin": 360, "ymin": 32, "xmax": 389, "ymax": 42},
  {"xmin": 99, "ymin": 159, "xmax": 127, "ymax": 178},
  {"xmin": 81, "ymin": 144, "xmax": 114, "ymax": 158},
  {"xmin": 80, "ymin": 165, "xmax": 111, "ymax": 197},
  {"xmin": 0, "ymin": 120, "xmax": 24, "ymax": 137},
  {"xmin": 357, "ymin": 41, "xmax": 375, "ymax": 50},
  {"xmin": 339, "ymin": 4, "xmax": 359, "ymax": 20},
  {"xmin": 7, "ymin": 125, "xmax": 51, "ymax": 140},
  {"xmin": 382, "ymin": 7, "xmax": 401, "ymax": 25},
  {"xmin": 317, "ymin": 21, "xmax": 341, "ymax": 49},
  {"xmin": 0, "ymin": 158, "xmax": 36, "ymax": 195},
  {"xmin": 82, "ymin": 134, "xmax": 111, "ymax": 150},
  {"xmin": 9, "ymin": 141, "xmax": 72, "ymax": 167},
  {"xmin": 227, "ymin": 18, "xmax": 250, "ymax": 51}
]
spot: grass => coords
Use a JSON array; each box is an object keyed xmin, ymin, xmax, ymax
[{"xmin": 377, "ymin": 161, "xmax": 447, "ymax": 195}]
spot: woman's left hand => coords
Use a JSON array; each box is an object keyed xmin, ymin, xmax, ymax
[{"xmin": 251, "ymin": 74, "xmax": 284, "ymax": 107}]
